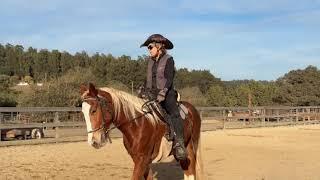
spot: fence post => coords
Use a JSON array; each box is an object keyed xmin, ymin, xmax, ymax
[
  {"xmin": 222, "ymin": 110, "xmax": 226, "ymax": 129},
  {"xmin": 276, "ymin": 109, "xmax": 280, "ymax": 125},
  {"xmin": 54, "ymin": 112, "xmax": 60, "ymax": 139},
  {"xmin": 295, "ymin": 108, "xmax": 298, "ymax": 125},
  {"xmin": 55, "ymin": 124, "xmax": 60, "ymax": 139},
  {"xmin": 289, "ymin": 109, "xmax": 293, "ymax": 124},
  {"xmin": 262, "ymin": 108, "xmax": 266, "ymax": 127}
]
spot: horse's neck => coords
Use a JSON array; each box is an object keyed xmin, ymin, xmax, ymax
[
  {"xmin": 115, "ymin": 112, "xmax": 142, "ymax": 134},
  {"xmin": 107, "ymin": 95, "xmax": 163, "ymax": 146},
  {"xmin": 114, "ymin": 109, "xmax": 159, "ymax": 141}
]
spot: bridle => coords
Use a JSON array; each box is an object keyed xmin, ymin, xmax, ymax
[
  {"xmin": 82, "ymin": 95, "xmax": 156, "ymax": 144},
  {"xmin": 82, "ymin": 95, "xmax": 114, "ymax": 143}
]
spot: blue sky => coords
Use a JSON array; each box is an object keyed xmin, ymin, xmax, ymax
[{"xmin": 1, "ymin": 0, "xmax": 320, "ymax": 81}]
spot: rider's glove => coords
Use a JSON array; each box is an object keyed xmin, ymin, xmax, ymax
[
  {"xmin": 137, "ymin": 85, "xmax": 145, "ymax": 98},
  {"xmin": 157, "ymin": 88, "xmax": 168, "ymax": 102}
]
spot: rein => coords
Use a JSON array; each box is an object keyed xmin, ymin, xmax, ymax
[{"xmin": 82, "ymin": 95, "xmax": 156, "ymax": 143}]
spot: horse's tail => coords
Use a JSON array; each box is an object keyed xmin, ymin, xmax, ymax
[
  {"xmin": 194, "ymin": 133, "xmax": 204, "ymax": 180},
  {"xmin": 188, "ymin": 102, "xmax": 204, "ymax": 180}
]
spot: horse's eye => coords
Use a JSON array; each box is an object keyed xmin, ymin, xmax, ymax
[{"xmin": 90, "ymin": 108, "xmax": 97, "ymax": 114}]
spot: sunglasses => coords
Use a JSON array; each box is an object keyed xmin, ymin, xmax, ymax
[{"xmin": 147, "ymin": 45, "xmax": 155, "ymax": 50}]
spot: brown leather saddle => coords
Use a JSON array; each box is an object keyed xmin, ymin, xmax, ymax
[{"xmin": 142, "ymin": 98, "xmax": 188, "ymax": 141}]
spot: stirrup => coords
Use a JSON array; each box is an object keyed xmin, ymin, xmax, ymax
[
  {"xmin": 165, "ymin": 129, "xmax": 175, "ymax": 141},
  {"xmin": 173, "ymin": 141, "xmax": 183, "ymax": 149},
  {"xmin": 173, "ymin": 142, "xmax": 187, "ymax": 160}
]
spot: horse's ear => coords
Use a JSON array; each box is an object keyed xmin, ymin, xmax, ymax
[
  {"xmin": 80, "ymin": 84, "xmax": 88, "ymax": 95},
  {"xmin": 88, "ymin": 83, "xmax": 98, "ymax": 96}
]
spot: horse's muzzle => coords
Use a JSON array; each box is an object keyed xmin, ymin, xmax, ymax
[
  {"xmin": 91, "ymin": 141, "xmax": 103, "ymax": 149},
  {"xmin": 89, "ymin": 131, "xmax": 107, "ymax": 149}
]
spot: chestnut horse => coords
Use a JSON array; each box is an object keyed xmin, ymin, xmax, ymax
[{"xmin": 80, "ymin": 83, "xmax": 203, "ymax": 180}]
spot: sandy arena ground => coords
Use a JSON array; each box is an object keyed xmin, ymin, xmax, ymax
[{"xmin": 1, "ymin": 125, "xmax": 320, "ymax": 180}]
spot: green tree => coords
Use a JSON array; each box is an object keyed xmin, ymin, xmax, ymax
[
  {"xmin": 274, "ymin": 65, "xmax": 320, "ymax": 106},
  {"xmin": 179, "ymin": 86, "xmax": 207, "ymax": 106},
  {"xmin": 48, "ymin": 50, "xmax": 62, "ymax": 78},
  {"xmin": 60, "ymin": 51, "xmax": 73, "ymax": 74},
  {"xmin": 0, "ymin": 74, "xmax": 17, "ymax": 106},
  {"xmin": 33, "ymin": 49, "xmax": 49, "ymax": 81},
  {"xmin": 18, "ymin": 68, "xmax": 97, "ymax": 107},
  {"xmin": 206, "ymin": 85, "xmax": 226, "ymax": 106},
  {"xmin": 175, "ymin": 69, "xmax": 222, "ymax": 94}
]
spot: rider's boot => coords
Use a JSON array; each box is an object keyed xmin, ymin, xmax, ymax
[{"xmin": 172, "ymin": 116, "xmax": 187, "ymax": 161}]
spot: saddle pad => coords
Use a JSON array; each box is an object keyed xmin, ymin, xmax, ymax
[
  {"xmin": 145, "ymin": 102, "xmax": 188, "ymax": 120},
  {"xmin": 178, "ymin": 103, "xmax": 188, "ymax": 120}
]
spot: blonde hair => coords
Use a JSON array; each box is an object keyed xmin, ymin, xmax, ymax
[
  {"xmin": 155, "ymin": 42, "xmax": 167, "ymax": 55},
  {"xmin": 150, "ymin": 42, "xmax": 167, "ymax": 61}
]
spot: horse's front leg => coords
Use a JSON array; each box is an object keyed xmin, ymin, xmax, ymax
[
  {"xmin": 131, "ymin": 155, "xmax": 152, "ymax": 180},
  {"xmin": 144, "ymin": 165, "xmax": 153, "ymax": 180}
]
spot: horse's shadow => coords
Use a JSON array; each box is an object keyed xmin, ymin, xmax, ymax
[{"xmin": 152, "ymin": 159, "xmax": 184, "ymax": 180}]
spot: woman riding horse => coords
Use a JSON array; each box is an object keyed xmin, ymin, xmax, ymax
[
  {"xmin": 81, "ymin": 34, "xmax": 203, "ymax": 179},
  {"xmin": 140, "ymin": 34, "xmax": 187, "ymax": 160}
]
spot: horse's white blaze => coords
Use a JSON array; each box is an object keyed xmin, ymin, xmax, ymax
[
  {"xmin": 82, "ymin": 102, "xmax": 93, "ymax": 145},
  {"xmin": 184, "ymin": 174, "xmax": 195, "ymax": 180}
]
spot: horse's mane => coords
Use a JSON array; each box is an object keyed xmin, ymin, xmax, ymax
[{"xmin": 100, "ymin": 87, "xmax": 160, "ymax": 126}]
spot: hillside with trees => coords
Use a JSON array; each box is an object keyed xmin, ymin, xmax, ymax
[{"xmin": 0, "ymin": 43, "xmax": 319, "ymax": 107}]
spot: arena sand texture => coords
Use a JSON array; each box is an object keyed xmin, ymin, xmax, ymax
[{"xmin": 1, "ymin": 125, "xmax": 320, "ymax": 180}]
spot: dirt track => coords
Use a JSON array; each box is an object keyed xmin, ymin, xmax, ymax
[{"xmin": 1, "ymin": 125, "xmax": 320, "ymax": 180}]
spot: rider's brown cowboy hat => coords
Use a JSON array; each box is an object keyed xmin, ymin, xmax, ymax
[{"xmin": 140, "ymin": 34, "xmax": 174, "ymax": 50}]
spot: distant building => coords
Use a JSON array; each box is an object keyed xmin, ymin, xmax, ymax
[
  {"xmin": 17, "ymin": 82, "xmax": 44, "ymax": 86},
  {"xmin": 17, "ymin": 82, "xmax": 29, "ymax": 86}
]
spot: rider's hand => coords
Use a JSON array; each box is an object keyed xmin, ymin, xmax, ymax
[
  {"xmin": 137, "ymin": 85, "xmax": 145, "ymax": 98},
  {"xmin": 157, "ymin": 88, "xmax": 168, "ymax": 102}
]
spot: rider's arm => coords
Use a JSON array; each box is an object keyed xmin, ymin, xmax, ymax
[{"xmin": 164, "ymin": 57, "xmax": 174, "ymax": 90}]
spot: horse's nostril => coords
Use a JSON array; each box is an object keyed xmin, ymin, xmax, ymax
[
  {"xmin": 92, "ymin": 141, "xmax": 101, "ymax": 149},
  {"xmin": 92, "ymin": 141, "xmax": 97, "ymax": 147}
]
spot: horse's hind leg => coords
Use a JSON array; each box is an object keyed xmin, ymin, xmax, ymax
[
  {"xmin": 180, "ymin": 142, "xmax": 196, "ymax": 180},
  {"xmin": 144, "ymin": 165, "xmax": 153, "ymax": 180}
]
